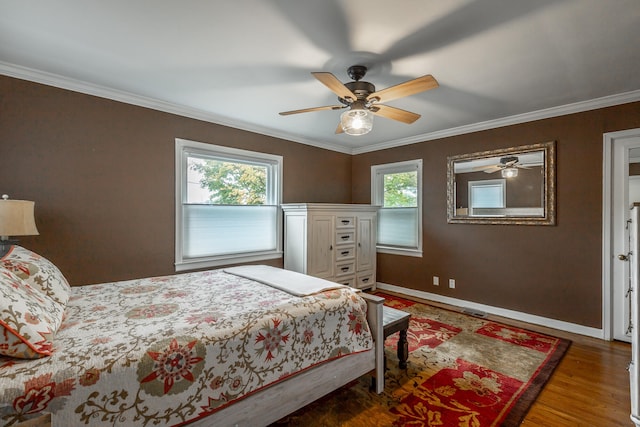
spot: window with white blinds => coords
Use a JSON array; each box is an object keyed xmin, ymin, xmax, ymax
[
  {"xmin": 468, "ymin": 179, "xmax": 506, "ymax": 216},
  {"xmin": 371, "ymin": 159, "xmax": 423, "ymax": 257},
  {"xmin": 175, "ymin": 139, "xmax": 282, "ymax": 271}
]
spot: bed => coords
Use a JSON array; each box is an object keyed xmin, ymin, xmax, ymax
[{"xmin": 0, "ymin": 246, "xmax": 384, "ymax": 427}]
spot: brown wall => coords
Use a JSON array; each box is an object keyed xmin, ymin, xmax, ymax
[
  {"xmin": 4, "ymin": 74, "xmax": 640, "ymax": 329},
  {"xmin": 352, "ymin": 101, "xmax": 640, "ymax": 328},
  {"xmin": 1, "ymin": 76, "xmax": 352, "ymax": 285}
]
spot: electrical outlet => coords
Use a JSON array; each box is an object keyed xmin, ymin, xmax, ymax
[
  {"xmin": 449, "ymin": 279, "xmax": 456, "ymax": 289},
  {"xmin": 433, "ymin": 276, "xmax": 439, "ymax": 286}
]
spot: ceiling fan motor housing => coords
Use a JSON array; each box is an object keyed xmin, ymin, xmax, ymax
[
  {"xmin": 347, "ymin": 65, "xmax": 368, "ymax": 81},
  {"xmin": 500, "ymin": 156, "xmax": 519, "ymax": 165},
  {"xmin": 340, "ymin": 81, "xmax": 376, "ymax": 105}
]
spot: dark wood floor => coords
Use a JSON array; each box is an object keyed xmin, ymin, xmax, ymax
[
  {"xmin": 393, "ymin": 293, "xmax": 633, "ymax": 426},
  {"xmin": 518, "ymin": 323, "xmax": 631, "ymax": 426}
]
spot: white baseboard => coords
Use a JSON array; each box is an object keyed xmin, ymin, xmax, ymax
[{"xmin": 376, "ymin": 282, "xmax": 604, "ymax": 340}]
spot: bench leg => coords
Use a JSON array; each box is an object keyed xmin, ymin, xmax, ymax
[{"xmin": 397, "ymin": 328, "xmax": 408, "ymax": 369}]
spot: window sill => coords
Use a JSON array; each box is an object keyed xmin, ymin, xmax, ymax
[
  {"xmin": 175, "ymin": 251, "xmax": 283, "ymax": 272},
  {"xmin": 376, "ymin": 246, "xmax": 423, "ymax": 258}
]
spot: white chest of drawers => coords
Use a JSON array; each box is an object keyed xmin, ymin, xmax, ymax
[{"xmin": 282, "ymin": 203, "xmax": 378, "ymax": 290}]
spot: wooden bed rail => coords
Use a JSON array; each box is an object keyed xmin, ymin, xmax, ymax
[{"xmin": 360, "ymin": 292, "xmax": 385, "ymax": 393}]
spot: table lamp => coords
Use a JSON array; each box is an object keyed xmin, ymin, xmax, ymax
[{"xmin": 0, "ymin": 194, "xmax": 39, "ymax": 257}]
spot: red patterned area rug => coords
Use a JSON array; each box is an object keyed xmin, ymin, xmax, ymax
[{"xmin": 273, "ymin": 293, "xmax": 570, "ymax": 427}]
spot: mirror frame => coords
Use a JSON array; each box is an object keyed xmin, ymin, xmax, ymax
[{"xmin": 447, "ymin": 141, "xmax": 556, "ymax": 225}]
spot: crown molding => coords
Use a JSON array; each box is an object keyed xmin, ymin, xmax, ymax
[{"xmin": 2, "ymin": 61, "xmax": 638, "ymax": 156}]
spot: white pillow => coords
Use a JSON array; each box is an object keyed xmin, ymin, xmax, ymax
[
  {"xmin": 0, "ymin": 268, "xmax": 64, "ymax": 358},
  {"xmin": 1, "ymin": 245, "xmax": 71, "ymax": 306}
]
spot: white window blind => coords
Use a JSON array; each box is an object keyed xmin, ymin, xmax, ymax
[
  {"xmin": 377, "ymin": 207, "xmax": 419, "ymax": 248},
  {"xmin": 182, "ymin": 205, "xmax": 277, "ymax": 258},
  {"xmin": 469, "ymin": 179, "xmax": 506, "ymax": 209}
]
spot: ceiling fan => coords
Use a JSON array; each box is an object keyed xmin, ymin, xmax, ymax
[
  {"xmin": 279, "ymin": 65, "xmax": 438, "ymax": 136},
  {"xmin": 481, "ymin": 156, "xmax": 530, "ymax": 178}
]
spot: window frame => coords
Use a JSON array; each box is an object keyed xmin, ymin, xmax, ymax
[
  {"xmin": 371, "ymin": 159, "xmax": 423, "ymax": 257},
  {"xmin": 175, "ymin": 138, "xmax": 283, "ymax": 271},
  {"xmin": 468, "ymin": 179, "xmax": 506, "ymax": 216}
]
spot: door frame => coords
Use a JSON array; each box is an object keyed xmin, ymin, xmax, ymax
[{"xmin": 603, "ymin": 128, "xmax": 640, "ymax": 341}]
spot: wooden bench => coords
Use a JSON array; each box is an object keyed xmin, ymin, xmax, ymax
[{"xmin": 382, "ymin": 305, "xmax": 411, "ymax": 369}]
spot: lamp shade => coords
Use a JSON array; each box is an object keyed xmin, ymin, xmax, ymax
[
  {"xmin": 340, "ymin": 108, "xmax": 373, "ymax": 136},
  {"xmin": 0, "ymin": 198, "xmax": 39, "ymax": 237},
  {"xmin": 501, "ymin": 167, "xmax": 518, "ymax": 178}
]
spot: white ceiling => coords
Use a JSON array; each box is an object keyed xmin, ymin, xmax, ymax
[{"xmin": 1, "ymin": 0, "xmax": 639, "ymax": 154}]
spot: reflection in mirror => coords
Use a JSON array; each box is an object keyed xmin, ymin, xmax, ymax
[{"xmin": 447, "ymin": 141, "xmax": 555, "ymax": 225}]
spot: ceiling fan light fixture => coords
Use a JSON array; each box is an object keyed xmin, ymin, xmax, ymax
[
  {"xmin": 502, "ymin": 167, "xmax": 518, "ymax": 178},
  {"xmin": 340, "ymin": 108, "xmax": 373, "ymax": 136}
]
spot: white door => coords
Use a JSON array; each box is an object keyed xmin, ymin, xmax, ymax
[
  {"xmin": 630, "ymin": 206, "xmax": 640, "ymax": 426},
  {"xmin": 607, "ymin": 130, "xmax": 640, "ymax": 342},
  {"xmin": 628, "ymin": 177, "xmax": 640, "ymax": 337}
]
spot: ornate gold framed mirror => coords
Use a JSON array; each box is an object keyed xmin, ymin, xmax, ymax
[{"xmin": 447, "ymin": 141, "xmax": 556, "ymax": 225}]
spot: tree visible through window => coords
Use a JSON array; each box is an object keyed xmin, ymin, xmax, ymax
[
  {"xmin": 189, "ymin": 158, "xmax": 267, "ymax": 205},
  {"xmin": 383, "ymin": 172, "xmax": 418, "ymax": 208}
]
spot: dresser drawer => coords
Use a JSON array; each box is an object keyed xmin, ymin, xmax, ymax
[
  {"xmin": 356, "ymin": 271, "xmax": 375, "ymax": 289},
  {"xmin": 335, "ymin": 261, "xmax": 355, "ymax": 277},
  {"xmin": 336, "ymin": 231, "xmax": 355, "ymax": 245},
  {"xmin": 335, "ymin": 246, "xmax": 355, "ymax": 261},
  {"xmin": 335, "ymin": 276, "xmax": 355, "ymax": 287},
  {"xmin": 336, "ymin": 216, "xmax": 355, "ymax": 228}
]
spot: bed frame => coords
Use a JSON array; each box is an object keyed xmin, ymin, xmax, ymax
[{"xmin": 189, "ymin": 293, "xmax": 385, "ymax": 426}]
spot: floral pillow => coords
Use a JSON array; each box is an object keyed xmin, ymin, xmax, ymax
[
  {"xmin": 0, "ymin": 268, "xmax": 65, "ymax": 358},
  {"xmin": 1, "ymin": 246, "xmax": 70, "ymax": 306}
]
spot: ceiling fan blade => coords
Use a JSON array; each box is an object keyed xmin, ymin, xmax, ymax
[
  {"xmin": 367, "ymin": 75, "xmax": 439, "ymax": 104},
  {"xmin": 335, "ymin": 122, "xmax": 344, "ymax": 134},
  {"xmin": 370, "ymin": 104, "xmax": 421, "ymax": 124},
  {"xmin": 312, "ymin": 72, "xmax": 357, "ymax": 101},
  {"xmin": 483, "ymin": 166, "xmax": 503, "ymax": 173},
  {"xmin": 463, "ymin": 164, "xmax": 497, "ymax": 173},
  {"xmin": 279, "ymin": 105, "xmax": 345, "ymax": 116}
]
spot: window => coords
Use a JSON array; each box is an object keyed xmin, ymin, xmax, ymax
[
  {"xmin": 175, "ymin": 138, "xmax": 282, "ymax": 271},
  {"xmin": 371, "ymin": 159, "xmax": 422, "ymax": 257},
  {"xmin": 468, "ymin": 179, "xmax": 505, "ymax": 216}
]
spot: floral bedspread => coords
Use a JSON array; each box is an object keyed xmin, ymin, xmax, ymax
[{"xmin": 0, "ymin": 269, "xmax": 373, "ymax": 426}]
